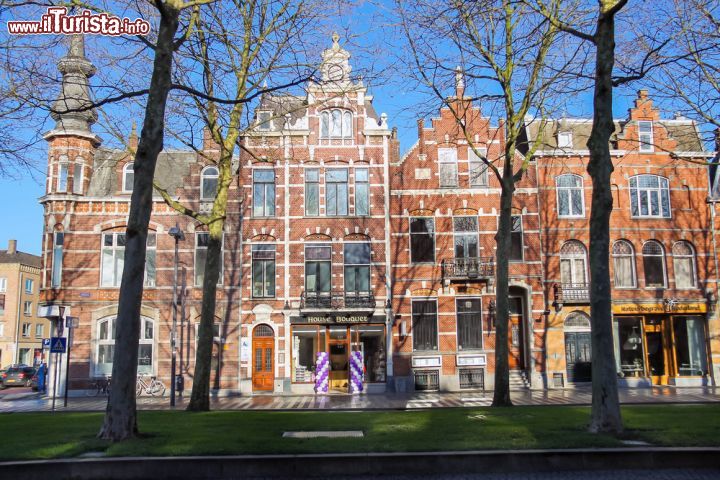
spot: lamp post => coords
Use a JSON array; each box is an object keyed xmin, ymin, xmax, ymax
[{"xmin": 168, "ymin": 223, "xmax": 185, "ymax": 407}]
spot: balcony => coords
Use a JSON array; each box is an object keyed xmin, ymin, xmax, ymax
[
  {"xmin": 554, "ymin": 283, "xmax": 590, "ymax": 305},
  {"xmin": 300, "ymin": 291, "xmax": 376, "ymax": 310},
  {"xmin": 442, "ymin": 257, "xmax": 495, "ymax": 281}
]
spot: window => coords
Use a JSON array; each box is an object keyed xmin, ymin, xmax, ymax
[
  {"xmin": 560, "ymin": 240, "xmax": 588, "ymax": 286},
  {"xmin": 0, "ymin": 277, "xmax": 6, "ymax": 292},
  {"xmin": 201, "ymin": 166, "xmax": 219, "ymax": 201},
  {"xmin": 412, "ymin": 300, "xmax": 438, "ymax": 351},
  {"xmin": 614, "ymin": 317, "xmax": 644, "ymax": 377},
  {"xmin": 122, "ymin": 162, "xmax": 134, "ymax": 193},
  {"xmin": 558, "ymin": 132, "xmax": 573, "ymax": 149},
  {"xmin": 291, "ymin": 326, "xmax": 326, "ymax": 382},
  {"xmin": 638, "ymin": 121, "xmax": 653, "ymax": 152},
  {"xmin": 556, "ymin": 174, "xmax": 584, "ymax": 217},
  {"xmin": 22, "ymin": 322, "xmax": 31, "ymax": 336},
  {"xmin": 457, "ymin": 298, "xmax": 482, "ymax": 350},
  {"xmin": 35, "ymin": 324, "xmax": 43, "ymax": 338},
  {"xmin": 344, "ymin": 243, "xmax": 371, "ymax": 294},
  {"xmin": 355, "ymin": 168, "xmax": 369, "ymax": 216},
  {"xmin": 24, "ymin": 278, "xmax": 34, "ymax": 294},
  {"xmin": 57, "ymin": 163, "xmax": 68, "ymax": 192},
  {"xmin": 73, "ymin": 163, "xmax": 83, "ymax": 194},
  {"xmin": 468, "ymin": 148, "xmax": 488, "ymax": 187},
  {"xmin": 305, "ymin": 244, "xmax": 332, "ymax": 295},
  {"xmin": 18, "ymin": 348, "xmax": 30, "ymax": 365},
  {"xmin": 326, "ymin": 169, "xmax": 348, "ymax": 216},
  {"xmin": 252, "ymin": 244, "xmax": 276, "ymax": 298},
  {"xmin": 101, "ymin": 232, "xmax": 156, "ymax": 287},
  {"xmin": 96, "ymin": 316, "xmax": 154, "ymax": 375},
  {"xmin": 612, "ymin": 240, "xmax": 636, "ymax": 288},
  {"xmin": 320, "ymin": 109, "xmax": 353, "ymax": 138},
  {"xmin": 253, "ymin": 169, "xmax": 275, "ymax": 217},
  {"xmin": 0, "ymin": 323, "xmax": 4, "ymax": 336},
  {"xmin": 410, "ymin": 217, "xmax": 435, "ymax": 263},
  {"xmin": 23, "ymin": 301, "xmax": 32, "ymax": 316},
  {"xmin": 51, "ymin": 232, "xmax": 64, "ymax": 288},
  {"xmin": 438, "ymin": 148, "xmax": 458, "ymax": 187},
  {"xmin": 257, "ymin": 111, "xmax": 272, "ymax": 131},
  {"xmin": 642, "ymin": 240, "xmax": 666, "ymax": 288},
  {"xmin": 672, "ymin": 241, "xmax": 696, "ymax": 289},
  {"xmin": 510, "ymin": 215, "xmax": 523, "ymax": 261},
  {"xmin": 0, "ymin": 295, "xmax": 4, "ymax": 315},
  {"xmin": 454, "ymin": 217, "xmax": 478, "ymax": 258},
  {"xmin": 673, "ymin": 316, "xmax": 707, "ymax": 376},
  {"xmin": 305, "ymin": 169, "xmax": 319, "ymax": 216},
  {"xmin": 195, "ymin": 232, "xmax": 223, "ymax": 286},
  {"xmin": 629, "ymin": 175, "xmax": 670, "ymax": 218}
]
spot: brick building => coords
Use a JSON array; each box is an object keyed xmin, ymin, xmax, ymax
[{"xmin": 0, "ymin": 240, "xmax": 47, "ymax": 368}]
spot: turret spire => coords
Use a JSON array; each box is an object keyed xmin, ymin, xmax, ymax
[{"xmin": 51, "ymin": 34, "xmax": 97, "ymax": 134}]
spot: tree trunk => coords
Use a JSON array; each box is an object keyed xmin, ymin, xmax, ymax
[
  {"xmin": 492, "ymin": 174, "xmax": 515, "ymax": 407},
  {"xmin": 586, "ymin": 4, "xmax": 623, "ymax": 434},
  {"xmin": 98, "ymin": 6, "xmax": 181, "ymax": 441}
]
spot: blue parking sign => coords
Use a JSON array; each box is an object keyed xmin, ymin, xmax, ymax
[
  {"xmin": 42, "ymin": 338, "xmax": 51, "ymax": 348},
  {"xmin": 50, "ymin": 337, "xmax": 67, "ymax": 353}
]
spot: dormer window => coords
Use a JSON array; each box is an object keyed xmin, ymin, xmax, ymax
[
  {"xmin": 638, "ymin": 121, "xmax": 653, "ymax": 152},
  {"xmin": 320, "ymin": 109, "xmax": 352, "ymax": 139},
  {"xmin": 201, "ymin": 166, "xmax": 219, "ymax": 201},
  {"xmin": 558, "ymin": 132, "xmax": 573, "ymax": 149},
  {"xmin": 257, "ymin": 111, "xmax": 272, "ymax": 131},
  {"xmin": 123, "ymin": 162, "xmax": 134, "ymax": 193}
]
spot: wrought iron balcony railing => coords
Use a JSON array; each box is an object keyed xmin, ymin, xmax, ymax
[
  {"xmin": 441, "ymin": 257, "xmax": 495, "ymax": 281},
  {"xmin": 300, "ymin": 291, "xmax": 376, "ymax": 310},
  {"xmin": 554, "ymin": 283, "xmax": 590, "ymax": 304}
]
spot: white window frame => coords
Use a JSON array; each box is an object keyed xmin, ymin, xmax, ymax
[
  {"xmin": 556, "ymin": 174, "xmax": 585, "ymax": 218},
  {"xmin": 0, "ymin": 277, "xmax": 6, "ymax": 292},
  {"xmin": 629, "ymin": 175, "xmax": 671, "ymax": 219},
  {"xmin": 638, "ymin": 120, "xmax": 654, "ymax": 152},
  {"xmin": 57, "ymin": 163, "xmax": 69, "ymax": 193},
  {"xmin": 51, "ymin": 232, "xmax": 64, "ymax": 288},
  {"xmin": 35, "ymin": 323, "xmax": 44, "ymax": 338},
  {"xmin": 22, "ymin": 322, "xmax": 31, "ymax": 336},
  {"xmin": 468, "ymin": 147, "xmax": 489, "ymax": 187},
  {"xmin": 195, "ymin": 232, "xmax": 224, "ymax": 287},
  {"xmin": 257, "ymin": 111, "xmax": 272, "ymax": 131},
  {"xmin": 438, "ymin": 147, "xmax": 458, "ymax": 188},
  {"xmin": 612, "ymin": 240, "xmax": 637, "ymax": 288},
  {"xmin": 320, "ymin": 109, "xmax": 353, "ymax": 139},
  {"xmin": 73, "ymin": 162, "xmax": 83, "ymax": 194},
  {"xmin": 642, "ymin": 240, "xmax": 667, "ymax": 289},
  {"xmin": 252, "ymin": 168, "xmax": 276, "ymax": 217},
  {"xmin": 200, "ymin": 165, "xmax": 219, "ymax": 201},
  {"xmin": 100, "ymin": 232, "xmax": 156, "ymax": 288},
  {"xmin": 557, "ymin": 132, "xmax": 573, "ymax": 149},
  {"xmin": 559, "ymin": 240, "xmax": 588, "ymax": 286},
  {"xmin": 122, "ymin": 162, "xmax": 134, "ymax": 193},
  {"xmin": 23, "ymin": 301, "xmax": 32, "ymax": 316},
  {"xmin": 354, "ymin": 168, "xmax": 370, "ymax": 216},
  {"xmin": 24, "ymin": 278, "xmax": 33, "ymax": 294},
  {"xmin": 672, "ymin": 241, "xmax": 697, "ymax": 289},
  {"xmin": 95, "ymin": 315, "xmax": 155, "ymax": 376}
]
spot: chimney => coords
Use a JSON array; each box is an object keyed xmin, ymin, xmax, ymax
[
  {"xmin": 417, "ymin": 118, "xmax": 425, "ymax": 155},
  {"xmin": 8, "ymin": 239, "xmax": 17, "ymax": 255},
  {"xmin": 128, "ymin": 121, "xmax": 138, "ymax": 151}
]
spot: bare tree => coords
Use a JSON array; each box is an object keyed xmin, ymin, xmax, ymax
[{"xmin": 396, "ymin": 0, "xmax": 573, "ymax": 405}]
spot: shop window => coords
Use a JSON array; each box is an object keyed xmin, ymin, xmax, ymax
[
  {"xmin": 201, "ymin": 166, "xmax": 219, "ymax": 201},
  {"xmin": 18, "ymin": 348, "xmax": 31, "ymax": 366},
  {"xmin": 412, "ymin": 299, "xmax": 438, "ymax": 351},
  {"xmin": 252, "ymin": 169, "xmax": 275, "ymax": 217},
  {"xmin": 438, "ymin": 148, "xmax": 458, "ymax": 187},
  {"xmin": 410, "ymin": 217, "xmax": 435, "ymax": 263},
  {"xmin": 355, "ymin": 168, "xmax": 369, "ymax": 216},
  {"xmin": 351, "ymin": 325, "xmax": 386, "ymax": 382},
  {"xmin": 673, "ymin": 316, "xmax": 708, "ymax": 376},
  {"xmin": 291, "ymin": 326, "xmax": 325, "ymax": 382},
  {"xmin": 195, "ymin": 232, "xmax": 223, "ymax": 287},
  {"xmin": 457, "ymin": 298, "xmax": 482, "ymax": 350},
  {"xmin": 642, "ymin": 240, "xmax": 666, "ymax": 288},
  {"xmin": 612, "ymin": 240, "xmax": 636, "ymax": 288},
  {"xmin": 101, "ymin": 232, "xmax": 156, "ymax": 287},
  {"xmin": 629, "ymin": 175, "xmax": 670, "ymax": 218},
  {"xmin": 672, "ymin": 241, "xmax": 696, "ymax": 289},
  {"xmin": 414, "ymin": 370, "xmax": 439, "ymax": 391},
  {"xmin": 305, "ymin": 244, "xmax": 331, "ymax": 296},
  {"xmin": 459, "ymin": 368, "xmax": 484, "ymax": 389},
  {"xmin": 614, "ymin": 317, "xmax": 644, "ymax": 377},
  {"xmin": 252, "ymin": 244, "xmax": 276, "ymax": 298},
  {"xmin": 51, "ymin": 232, "xmax": 64, "ymax": 288},
  {"xmin": 510, "ymin": 215, "xmax": 523, "ymax": 261},
  {"xmin": 556, "ymin": 174, "xmax": 584, "ymax": 217},
  {"xmin": 305, "ymin": 169, "xmax": 319, "ymax": 216},
  {"xmin": 326, "ymin": 169, "xmax": 348, "ymax": 216},
  {"xmin": 96, "ymin": 316, "xmax": 154, "ymax": 376},
  {"xmin": 122, "ymin": 162, "xmax": 134, "ymax": 193},
  {"xmin": 454, "ymin": 217, "xmax": 478, "ymax": 259}
]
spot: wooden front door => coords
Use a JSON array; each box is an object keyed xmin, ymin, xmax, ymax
[
  {"xmin": 508, "ymin": 296, "xmax": 525, "ymax": 370},
  {"xmin": 252, "ymin": 325, "xmax": 274, "ymax": 391}
]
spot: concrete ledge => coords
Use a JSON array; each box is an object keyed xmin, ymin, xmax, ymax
[{"xmin": 1, "ymin": 447, "xmax": 719, "ymax": 480}]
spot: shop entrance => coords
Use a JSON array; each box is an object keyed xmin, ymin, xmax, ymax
[
  {"xmin": 644, "ymin": 319, "xmax": 669, "ymax": 385},
  {"xmin": 252, "ymin": 324, "xmax": 274, "ymax": 391},
  {"xmin": 328, "ymin": 326, "xmax": 349, "ymax": 392}
]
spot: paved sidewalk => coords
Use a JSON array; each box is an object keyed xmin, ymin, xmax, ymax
[{"xmin": 1, "ymin": 385, "xmax": 719, "ymax": 413}]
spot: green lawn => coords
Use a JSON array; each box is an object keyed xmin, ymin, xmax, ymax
[{"xmin": 1, "ymin": 405, "xmax": 719, "ymax": 461}]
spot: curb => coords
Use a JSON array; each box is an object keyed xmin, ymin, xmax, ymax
[{"xmin": 1, "ymin": 447, "xmax": 719, "ymax": 479}]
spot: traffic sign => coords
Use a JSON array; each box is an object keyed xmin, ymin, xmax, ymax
[
  {"xmin": 50, "ymin": 337, "xmax": 67, "ymax": 353},
  {"xmin": 42, "ymin": 338, "xmax": 51, "ymax": 348}
]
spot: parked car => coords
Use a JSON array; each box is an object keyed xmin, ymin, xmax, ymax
[{"xmin": 0, "ymin": 366, "xmax": 36, "ymax": 389}]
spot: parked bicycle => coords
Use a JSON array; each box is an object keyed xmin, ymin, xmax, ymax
[
  {"xmin": 86, "ymin": 376, "xmax": 111, "ymax": 397},
  {"xmin": 136, "ymin": 375, "xmax": 166, "ymax": 397}
]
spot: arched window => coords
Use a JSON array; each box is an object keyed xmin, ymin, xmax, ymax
[
  {"xmin": 672, "ymin": 241, "xmax": 696, "ymax": 288},
  {"xmin": 564, "ymin": 311, "xmax": 591, "ymax": 330},
  {"xmin": 122, "ymin": 162, "xmax": 134, "ymax": 193},
  {"xmin": 320, "ymin": 109, "xmax": 353, "ymax": 138},
  {"xmin": 556, "ymin": 174, "xmax": 584, "ymax": 217},
  {"xmin": 642, "ymin": 240, "xmax": 666, "ymax": 288},
  {"xmin": 629, "ymin": 175, "xmax": 670, "ymax": 218},
  {"xmin": 560, "ymin": 240, "xmax": 587, "ymax": 286},
  {"xmin": 201, "ymin": 166, "xmax": 219, "ymax": 201},
  {"xmin": 612, "ymin": 240, "xmax": 636, "ymax": 288},
  {"xmin": 96, "ymin": 315, "xmax": 154, "ymax": 375}
]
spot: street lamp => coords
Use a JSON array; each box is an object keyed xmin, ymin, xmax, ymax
[{"xmin": 168, "ymin": 223, "xmax": 185, "ymax": 407}]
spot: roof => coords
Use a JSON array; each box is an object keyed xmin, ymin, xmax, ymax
[
  {"xmin": 522, "ymin": 118, "xmax": 705, "ymax": 153},
  {"xmin": 256, "ymin": 94, "xmax": 308, "ymax": 132},
  {"xmin": 0, "ymin": 250, "xmax": 41, "ymax": 268}
]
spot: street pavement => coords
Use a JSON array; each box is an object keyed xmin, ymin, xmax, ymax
[
  {"xmin": 1, "ymin": 385, "xmax": 719, "ymax": 412},
  {"xmin": 303, "ymin": 470, "xmax": 720, "ymax": 480}
]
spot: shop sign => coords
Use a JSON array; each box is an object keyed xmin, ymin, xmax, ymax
[
  {"xmin": 612, "ymin": 302, "xmax": 707, "ymax": 315},
  {"xmin": 290, "ymin": 315, "xmax": 386, "ymax": 324}
]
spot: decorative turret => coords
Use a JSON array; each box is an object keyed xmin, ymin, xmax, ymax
[
  {"xmin": 317, "ymin": 32, "xmax": 357, "ymax": 90},
  {"xmin": 50, "ymin": 34, "xmax": 97, "ymax": 134}
]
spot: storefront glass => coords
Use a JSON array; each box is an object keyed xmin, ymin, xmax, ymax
[
  {"xmin": 350, "ymin": 325, "xmax": 386, "ymax": 382},
  {"xmin": 614, "ymin": 317, "xmax": 645, "ymax": 377},
  {"xmin": 673, "ymin": 316, "xmax": 708, "ymax": 376},
  {"xmin": 291, "ymin": 326, "xmax": 325, "ymax": 383}
]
